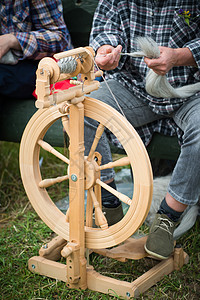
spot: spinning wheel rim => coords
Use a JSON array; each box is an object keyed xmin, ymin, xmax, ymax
[{"xmin": 20, "ymin": 97, "xmax": 153, "ymax": 249}]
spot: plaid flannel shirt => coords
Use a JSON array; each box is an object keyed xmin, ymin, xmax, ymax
[
  {"xmin": 0, "ymin": 0, "xmax": 72, "ymax": 60},
  {"xmin": 90, "ymin": 0, "xmax": 200, "ymax": 146}
]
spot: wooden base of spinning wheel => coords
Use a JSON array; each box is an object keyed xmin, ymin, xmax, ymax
[{"xmin": 28, "ymin": 235, "xmax": 189, "ymax": 299}]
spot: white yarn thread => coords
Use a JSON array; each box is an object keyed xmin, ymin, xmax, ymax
[
  {"xmin": 128, "ymin": 36, "xmax": 200, "ymax": 99},
  {"xmin": 94, "ymin": 60, "xmax": 127, "ymax": 119}
]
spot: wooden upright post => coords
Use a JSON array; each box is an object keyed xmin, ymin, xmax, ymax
[{"xmin": 67, "ymin": 101, "xmax": 87, "ymax": 289}]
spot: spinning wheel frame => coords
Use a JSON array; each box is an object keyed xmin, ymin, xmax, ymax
[
  {"xmin": 20, "ymin": 96, "xmax": 153, "ymax": 250},
  {"xmin": 19, "ymin": 47, "xmax": 189, "ymax": 298}
]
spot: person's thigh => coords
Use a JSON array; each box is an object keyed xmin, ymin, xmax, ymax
[
  {"xmin": 0, "ymin": 60, "xmax": 38, "ymax": 98},
  {"xmin": 173, "ymin": 94, "xmax": 200, "ymax": 132},
  {"xmin": 89, "ymin": 79, "xmax": 161, "ymax": 128}
]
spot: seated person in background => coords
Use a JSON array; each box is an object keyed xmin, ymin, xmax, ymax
[
  {"xmin": 0, "ymin": 0, "xmax": 72, "ymax": 99},
  {"xmin": 88, "ymin": 0, "xmax": 200, "ymax": 259}
]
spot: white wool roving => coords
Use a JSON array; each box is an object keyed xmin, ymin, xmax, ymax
[{"xmin": 127, "ymin": 36, "xmax": 200, "ymax": 99}]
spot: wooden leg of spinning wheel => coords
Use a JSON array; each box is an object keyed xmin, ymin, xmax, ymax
[
  {"xmin": 89, "ymin": 238, "xmax": 189, "ymax": 298},
  {"xmin": 28, "ymin": 256, "xmax": 68, "ymax": 282},
  {"xmin": 173, "ymin": 246, "xmax": 189, "ymax": 270},
  {"xmin": 39, "ymin": 235, "xmax": 67, "ymax": 261},
  {"xmin": 87, "ymin": 265, "xmax": 140, "ymax": 299},
  {"xmin": 86, "ymin": 253, "xmax": 189, "ymax": 299},
  {"xmin": 67, "ymin": 102, "xmax": 87, "ymax": 289},
  {"xmin": 131, "ymin": 247, "xmax": 189, "ymax": 295}
]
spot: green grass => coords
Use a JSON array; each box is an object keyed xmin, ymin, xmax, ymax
[{"xmin": 0, "ymin": 141, "xmax": 200, "ymax": 299}]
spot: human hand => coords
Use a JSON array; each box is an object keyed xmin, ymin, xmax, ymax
[
  {"xmin": 144, "ymin": 46, "xmax": 178, "ymax": 75},
  {"xmin": 95, "ymin": 44, "xmax": 122, "ymax": 70},
  {"xmin": 0, "ymin": 34, "xmax": 21, "ymax": 59}
]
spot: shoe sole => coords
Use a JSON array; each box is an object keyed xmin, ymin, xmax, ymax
[{"xmin": 144, "ymin": 244, "xmax": 169, "ymax": 260}]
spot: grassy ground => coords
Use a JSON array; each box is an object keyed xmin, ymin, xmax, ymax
[{"xmin": 0, "ymin": 141, "xmax": 200, "ymax": 300}]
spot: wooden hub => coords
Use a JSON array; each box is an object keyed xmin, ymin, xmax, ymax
[{"xmin": 84, "ymin": 153, "xmax": 101, "ymax": 190}]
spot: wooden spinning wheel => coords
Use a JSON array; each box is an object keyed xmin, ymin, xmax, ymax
[
  {"xmin": 19, "ymin": 47, "xmax": 188, "ymax": 298},
  {"xmin": 20, "ymin": 95, "xmax": 153, "ymax": 249}
]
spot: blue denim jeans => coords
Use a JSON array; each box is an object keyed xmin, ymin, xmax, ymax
[
  {"xmin": 85, "ymin": 79, "xmax": 200, "ymax": 206},
  {"xmin": 0, "ymin": 60, "xmax": 38, "ymax": 99}
]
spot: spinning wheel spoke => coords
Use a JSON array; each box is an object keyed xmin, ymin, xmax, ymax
[
  {"xmin": 96, "ymin": 178, "xmax": 132, "ymax": 206},
  {"xmin": 88, "ymin": 187, "xmax": 108, "ymax": 230},
  {"xmin": 98, "ymin": 156, "xmax": 130, "ymax": 171},
  {"xmin": 66, "ymin": 207, "xmax": 70, "ymax": 222},
  {"xmin": 39, "ymin": 175, "xmax": 69, "ymax": 188},
  {"xmin": 37, "ymin": 139, "xmax": 70, "ymax": 164},
  {"xmin": 87, "ymin": 123, "xmax": 104, "ymax": 162}
]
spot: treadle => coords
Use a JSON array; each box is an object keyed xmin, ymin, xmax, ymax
[
  {"xmin": 28, "ymin": 235, "xmax": 189, "ymax": 299},
  {"xmin": 92, "ymin": 236, "xmax": 148, "ymax": 262}
]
